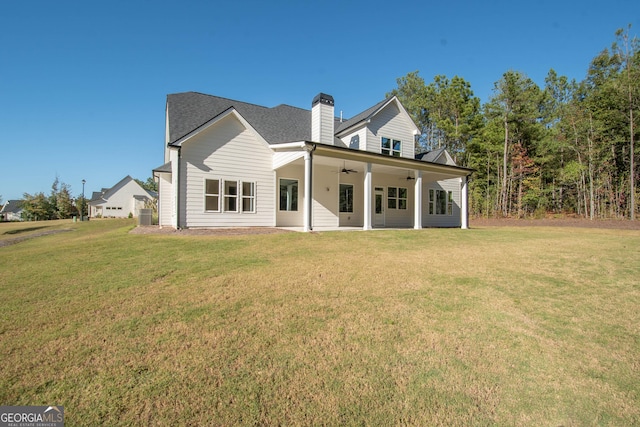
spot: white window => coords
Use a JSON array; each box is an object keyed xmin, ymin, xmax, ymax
[
  {"xmin": 205, "ymin": 179, "xmax": 220, "ymax": 212},
  {"xmin": 429, "ymin": 189, "xmax": 453, "ymax": 215},
  {"xmin": 205, "ymin": 179, "xmax": 255, "ymax": 213},
  {"xmin": 339, "ymin": 184, "xmax": 353, "ymax": 213},
  {"xmin": 381, "ymin": 137, "xmax": 401, "ymax": 157},
  {"xmin": 224, "ymin": 180, "xmax": 238, "ymax": 212},
  {"xmin": 279, "ymin": 179, "xmax": 298, "ymax": 211},
  {"xmin": 387, "ymin": 187, "xmax": 408, "ymax": 210},
  {"xmin": 242, "ymin": 182, "xmax": 255, "ymax": 213}
]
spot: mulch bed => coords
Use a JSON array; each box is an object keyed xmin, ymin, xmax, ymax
[
  {"xmin": 129, "ymin": 226, "xmax": 294, "ymax": 236},
  {"xmin": 129, "ymin": 218, "xmax": 640, "ymax": 236},
  {"xmin": 470, "ymin": 217, "xmax": 640, "ymax": 230}
]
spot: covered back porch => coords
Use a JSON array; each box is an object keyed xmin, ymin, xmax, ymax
[{"xmin": 272, "ymin": 142, "xmax": 472, "ymax": 232}]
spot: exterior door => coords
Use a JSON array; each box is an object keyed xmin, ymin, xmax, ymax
[{"xmin": 374, "ymin": 187, "xmax": 385, "ymax": 227}]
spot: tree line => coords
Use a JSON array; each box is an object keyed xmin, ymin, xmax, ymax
[
  {"xmin": 20, "ymin": 177, "xmax": 86, "ymax": 221},
  {"xmin": 388, "ymin": 26, "xmax": 639, "ymax": 220}
]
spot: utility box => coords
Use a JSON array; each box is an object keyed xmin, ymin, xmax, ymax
[{"xmin": 139, "ymin": 209, "xmax": 152, "ymax": 226}]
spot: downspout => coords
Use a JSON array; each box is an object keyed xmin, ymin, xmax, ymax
[
  {"xmin": 176, "ymin": 146, "xmax": 182, "ymax": 230},
  {"xmin": 309, "ymin": 144, "xmax": 314, "ymax": 231},
  {"xmin": 461, "ymin": 174, "xmax": 469, "ymax": 229},
  {"xmin": 304, "ymin": 143, "xmax": 316, "ymax": 232}
]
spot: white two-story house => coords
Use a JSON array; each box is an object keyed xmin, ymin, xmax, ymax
[{"xmin": 153, "ymin": 92, "xmax": 472, "ymax": 231}]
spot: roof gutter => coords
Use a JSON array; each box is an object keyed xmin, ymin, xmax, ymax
[{"xmin": 269, "ymin": 141, "xmax": 309, "ymax": 150}]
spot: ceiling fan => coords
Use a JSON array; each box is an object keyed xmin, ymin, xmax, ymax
[
  {"xmin": 337, "ymin": 162, "xmax": 358, "ymax": 174},
  {"xmin": 402, "ymin": 170, "xmax": 415, "ymax": 181}
]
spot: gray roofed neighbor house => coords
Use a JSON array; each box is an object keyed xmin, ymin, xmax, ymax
[
  {"xmin": 1, "ymin": 200, "xmax": 23, "ymax": 214},
  {"xmin": 88, "ymin": 176, "xmax": 155, "ymax": 206},
  {"xmin": 89, "ymin": 191, "xmax": 104, "ymax": 202}
]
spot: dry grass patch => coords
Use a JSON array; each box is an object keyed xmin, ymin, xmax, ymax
[{"xmin": 0, "ymin": 220, "xmax": 639, "ymax": 426}]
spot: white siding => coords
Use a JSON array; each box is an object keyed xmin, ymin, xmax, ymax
[
  {"xmin": 338, "ymin": 127, "xmax": 367, "ymax": 151},
  {"xmin": 338, "ymin": 172, "xmax": 363, "ymax": 226},
  {"xmin": 422, "ymin": 178, "xmax": 462, "ymax": 227},
  {"xmin": 372, "ymin": 173, "xmax": 414, "ymax": 228},
  {"xmin": 158, "ymin": 174, "xmax": 172, "ymax": 227},
  {"xmin": 365, "ymin": 102, "xmax": 415, "ymax": 158},
  {"xmin": 312, "ymin": 165, "xmax": 339, "ymax": 228},
  {"xmin": 276, "ymin": 163, "xmax": 304, "ymax": 227},
  {"xmin": 170, "ymin": 149, "xmax": 180, "ymax": 228},
  {"xmin": 312, "ymin": 102, "xmax": 334, "ymax": 145},
  {"xmin": 180, "ymin": 113, "xmax": 275, "ymax": 228},
  {"xmin": 273, "ymin": 151, "xmax": 305, "ymax": 170}
]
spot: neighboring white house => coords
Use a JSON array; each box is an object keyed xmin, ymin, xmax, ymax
[
  {"xmin": 88, "ymin": 176, "xmax": 156, "ymax": 218},
  {"xmin": 153, "ymin": 92, "xmax": 472, "ymax": 231},
  {"xmin": 0, "ymin": 200, "xmax": 24, "ymax": 221}
]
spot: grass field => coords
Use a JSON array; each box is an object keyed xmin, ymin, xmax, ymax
[{"xmin": 1, "ymin": 219, "xmax": 639, "ymax": 426}]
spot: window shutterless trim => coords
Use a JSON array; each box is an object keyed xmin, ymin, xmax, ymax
[
  {"xmin": 223, "ymin": 180, "xmax": 239, "ymax": 213},
  {"xmin": 204, "ymin": 177, "xmax": 257, "ymax": 214},
  {"xmin": 387, "ymin": 186, "xmax": 408, "ymax": 210},
  {"xmin": 428, "ymin": 188, "xmax": 453, "ymax": 215},
  {"xmin": 339, "ymin": 183, "xmax": 354, "ymax": 213},
  {"xmin": 279, "ymin": 177, "xmax": 299, "ymax": 211},
  {"xmin": 381, "ymin": 136, "xmax": 401, "ymax": 157},
  {"xmin": 241, "ymin": 181, "xmax": 256, "ymax": 213},
  {"xmin": 204, "ymin": 178, "xmax": 221, "ymax": 212}
]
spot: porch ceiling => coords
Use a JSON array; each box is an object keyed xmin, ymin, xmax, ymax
[
  {"xmin": 312, "ymin": 148, "xmax": 471, "ymax": 181},
  {"xmin": 271, "ymin": 142, "xmax": 472, "ymax": 180},
  {"xmin": 283, "ymin": 155, "xmax": 466, "ymax": 182}
]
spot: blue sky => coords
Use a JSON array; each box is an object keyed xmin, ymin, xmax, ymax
[{"xmin": 1, "ymin": 0, "xmax": 638, "ymax": 201}]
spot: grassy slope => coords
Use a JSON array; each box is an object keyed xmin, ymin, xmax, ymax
[{"xmin": 0, "ymin": 219, "xmax": 638, "ymax": 426}]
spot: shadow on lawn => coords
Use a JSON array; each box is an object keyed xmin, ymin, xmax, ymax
[{"xmin": 0, "ymin": 228, "xmax": 73, "ymax": 247}]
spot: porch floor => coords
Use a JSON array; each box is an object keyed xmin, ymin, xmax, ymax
[{"xmin": 278, "ymin": 226, "xmax": 416, "ymax": 233}]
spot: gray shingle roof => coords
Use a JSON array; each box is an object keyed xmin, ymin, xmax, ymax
[
  {"xmin": 88, "ymin": 176, "xmax": 155, "ymax": 205},
  {"xmin": 416, "ymin": 147, "xmax": 446, "ymax": 163},
  {"xmin": 334, "ymin": 98, "xmax": 392, "ymax": 134},
  {"xmin": 167, "ymin": 92, "xmax": 312, "ymax": 145},
  {"xmin": 153, "ymin": 162, "xmax": 172, "ymax": 173},
  {"xmin": 1, "ymin": 200, "xmax": 23, "ymax": 213},
  {"xmin": 166, "ymin": 92, "xmax": 414, "ymax": 150},
  {"xmin": 89, "ymin": 191, "xmax": 104, "ymax": 202}
]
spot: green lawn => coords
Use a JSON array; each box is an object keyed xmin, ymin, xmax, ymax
[{"xmin": 1, "ymin": 219, "xmax": 639, "ymax": 426}]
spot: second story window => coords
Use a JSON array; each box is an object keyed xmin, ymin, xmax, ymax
[{"xmin": 381, "ymin": 137, "xmax": 401, "ymax": 157}]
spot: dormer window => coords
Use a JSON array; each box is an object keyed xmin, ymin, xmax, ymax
[{"xmin": 381, "ymin": 137, "xmax": 401, "ymax": 157}]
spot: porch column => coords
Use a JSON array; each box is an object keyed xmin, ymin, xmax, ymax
[
  {"xmin": 363, "ymin": 162, "xmax": 372, "ymax": 230},
  {"xmin": 414, "ymin": 170, "xmax": 422, "ymax": 229},
  {"xmin": 461, "ymin": 176, "xmax": 469, "ymax": 229},
  {"xmin": 303, "ymin": 149, "xmax": 313, "ymax": 232}
]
